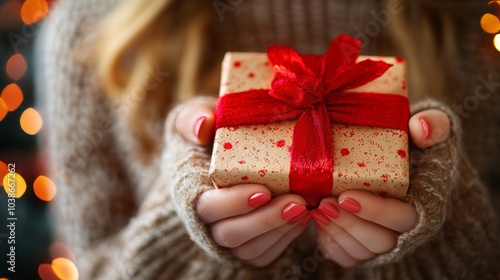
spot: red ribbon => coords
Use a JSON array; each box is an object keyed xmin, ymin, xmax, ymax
[{"xmin": 216, "ymin": 35, "xmax": 410, "ymax": 207}]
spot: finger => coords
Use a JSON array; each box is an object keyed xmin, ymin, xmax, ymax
[
  {"xmin": 246, "ymin": 224, "xmax": 307, "ymax": 267},
  {"xmin": 231, "ymin": 222, "xmax": 305, "ymax": 261},
  {"xmin": 175, "ymin": 103, "xmax": 215, "ymax": 146},
  {"xmin": 409, "ymin": 109, "xmax": 450, "ymax": 149},
  {"xmin": 211, "ymin": 194, "xmax": 307, "ymax": 248},
  {"xmin": 317, "ymin": 232, "xmax": 360, "ymax": 268},
  {"xmin": 338, "ymin": 190, "xmax": 418, "ymax": 233},
  {"xmin": 317, "ymin": 200, "xmax": 376, "ymax": 261},
  {"xmin": 197, "ymin": 184, "xmax": 271, "ymax": 223},
  {"xmin": 320, "ymin": 197, "xmax": 398, "ymax": 254}
]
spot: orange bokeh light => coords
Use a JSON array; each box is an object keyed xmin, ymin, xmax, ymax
[
  {"xmin": 3, "ymin": 172, "xmax": 27, "ymax": 198},
  {"xmin": 20, "ymin": 107, "xmax": 43, "ymax": 135},
  {"xmin": 21, "ymin": 0, "xmax": 48, "ymax": 25},
  {"xmin": 481, "ymin": 13, "xmax": 500, "ymax": 34},
  {"xmin": 52, "ymin": 258, "xmax": 78, "ymax": 280},
  {"xmin": 34, "ymin": 175, "xmax": 57, "ymax": 201},
  {"xmin": 6, "ymin": 53, "xmax": 28, "ymax": 81},
  {"xmin": 38, "ymin": 264, "xmax": 59, "ymax": 280},
  {"xmin": 0, "ymin": 98, "xmax": 7, "ymax": 122},
  {"xmin": 49, "ymin": 242, "xmax": 75, "ymax": 261},
  {"xmin": 1, "ymin": 83, "xmax": 23, "ymax": 111},
  {"xmin": 0, "ymin": 161, "xmax": 8, "ymax": 183}
]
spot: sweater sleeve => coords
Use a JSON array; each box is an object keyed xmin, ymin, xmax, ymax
[{"xmin": 360, "ymin": 100, "xmax": 499, "ymax": 277}]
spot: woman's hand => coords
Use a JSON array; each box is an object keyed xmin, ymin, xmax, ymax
[
  {"xmin": 176, "ymin": 103, "xmax": 309, "ymax": 267},
  {"xmin": 314, "ymin": 109, "xmax": 451, "ymax": 267}
]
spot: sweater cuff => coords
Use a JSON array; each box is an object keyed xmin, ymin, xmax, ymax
[{"xmin": 366, "ymin": 99, "xmax": 462, "ymax": 266}]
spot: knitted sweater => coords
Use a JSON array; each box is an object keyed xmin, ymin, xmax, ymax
[{"xmin": 41, "ymin": 0, "xmax": 500, "ymax": 279}]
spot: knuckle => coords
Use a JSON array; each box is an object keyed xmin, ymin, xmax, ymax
[
  {"xmin": 211, "ymin": 224, "xmax": 241, "ymax": 248},
  {"xmin": 196, "ymin": 196, "xmax": 215, "ymax": 223},
  {"xmin": 232, "ymin": 246, "xmax": 263, "ymax": 261},
  {"xmin": 368, "ymin": 234, "xmax": 398, "ymax": 254}
]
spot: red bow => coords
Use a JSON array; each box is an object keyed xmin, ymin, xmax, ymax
[{"xmin": 216, "ymin": 35, "xmax": 409, "ymax": 207}]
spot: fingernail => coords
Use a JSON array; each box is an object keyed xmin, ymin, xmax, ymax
[
  {"xmin": 247, "ymin": 192, "xmax": 271, "ymax": 208},
  {"xmin": 194, "ymin": 116, "xmax": 206, "ymax": 139},
  {"xmin": 299, "ymin": 213, "xmax": 312, "ymax": 226},
  {"xmin": 314, "ymin": 219, "xmax": 324, "ymax": 231},
  {"xmin": 287, "ymin": 210, "xmax": 308, "ymax": 224},
  {"xmin": 339, "ymin": 198, "xmax": 361, "ymax": 213},
  {"xmin": 282, "ymin": 203, "xmax": 307, "ymax": 221},
  {"xmin": 318, "ymin": 202, "xmax": 340, "ymax": 219},
  {"xmin": 310, "ymin": 209, "xmax": 331, "ymax": 225},
  {"xmin": 420, "ymin": 118, "xmax": 431, "ymax": 140}
]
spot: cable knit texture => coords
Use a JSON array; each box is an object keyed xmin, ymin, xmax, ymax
[{"xmin": 41, "ymin": 0, "xmax": 499, "ymax": 279}]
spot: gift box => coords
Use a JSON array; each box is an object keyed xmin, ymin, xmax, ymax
[{"xmin": 209, "ymin": 35, "xmax": 410, "ymax": 207}]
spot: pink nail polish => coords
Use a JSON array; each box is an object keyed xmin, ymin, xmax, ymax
[
  {"xmin": 314, "ymin": 219, "xmax": 324, "ymax": 231},
  {"xmin": 318, "ymin": 202, "xmax": 340, "ymax": 219},
  {"xmin": 282, "ymin": 203, "xmax": 307, "ymax": 221},
  {"xmin": 310, "ymin": 209, "xmax": 331, "ymax": 225},
  {"xmin": 299, "ymin": 213, "xmax": 312, "ymax": 227},
  {"xmin": 287, "ymin": 210, "xmax": 308, "ymax": 224},
  {"xmin": 247, "ymin": 193, "xmax": 271, "ymax": 208},
  {"xmin": 419, "ymin": 118, "xmax": 431, "ymax": 140},
  {"xmin": 339, "ymin": 198, "xmax": 361, "ymax": 213},
  {"xmin": 194, "ymin": 116, "xmax": 206, "ymax": 139}
]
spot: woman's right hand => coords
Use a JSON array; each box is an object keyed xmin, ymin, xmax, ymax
[
  {"xmin": 175, "ymin": 102, "xmax": 309, "ymax": 267},
  {"xmin": 197, "ymin": 184, "xmax": 309, "ymax": 267}
]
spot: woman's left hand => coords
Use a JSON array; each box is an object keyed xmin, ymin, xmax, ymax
[{"xmin": 313, "ymin": 109, "xmax": 450, "ymax": 267}]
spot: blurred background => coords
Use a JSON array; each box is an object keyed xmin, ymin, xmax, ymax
[
  {"xmin": 0, "ymin": 0, "xmax": 499, "ymax": 279},
  {"xmin": 0, "ymin": 0, "xmax": 77, "ymax": 279}
]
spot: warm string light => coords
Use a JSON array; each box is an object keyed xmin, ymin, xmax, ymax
[
  {"xmin": 1, "ymin": 2, "xmax": 62, "ymax": 280},
  {"xmin": 21, "ymin": 0, "xmax": 49, "ymax": 25},
  {"xmin": 481, "ymin": 1, "xmax": 500, "ymax": 52},
  {"xmin": 38, "ymin": 242, "xmax": 79, "ymax": 280}
]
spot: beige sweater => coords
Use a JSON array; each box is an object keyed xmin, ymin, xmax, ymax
[{"xmin": 41, "ymin": 0, "xmax": 499, "ymax": 279}]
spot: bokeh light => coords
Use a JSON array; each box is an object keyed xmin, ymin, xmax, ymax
[
  {"xmin": 2, "ymin": 172, "xmax": 27, "ymax": 198},
  {"xmin": 0, "ymin": 161, "xmax": 8, "ymax": 181},
  {"xmin": 0, "ymin": 278, "xmax": 9, "ymax": 280},
  {"xmin": 34, "ymin": 175, "xmax": 57, "ymax": 201},
  {"xmin": 481, "ymin": 13, "xmax": 500, "ymax": 34},
  {"xmin": 1, "ymin": 83, "xmax": 23, "ymax": 111},
  {"xmin": 21, "ymin": 0, "xmax": 48, "ymax": 25},
  {"xmin": 20, "ymin": 107, "xmax": 43, "ymax": 135},
  {"xmin": 38, "ymin": 264, "xmax": 59, "ymax": 280},
  {"xmin": 494, "ymin": 34, "xmax": 500, "ymax": 52},
  {"xmin": 0, "ymin": 99, "xmax": 7, "ymax": 122},
  {"xmin": 49, "ymin": 242, "xmax": 75, "ymax": 261},
  {"xmin": 6, "ymin": 53, "xmax": 28, "ymax": 81},
  {"xmin": 0, "ymin": 0, "xmax": 23, "ymax": 29},
  {"xmin": 52, "ymin": 258, "xmax": 79, "ymax": 280}
]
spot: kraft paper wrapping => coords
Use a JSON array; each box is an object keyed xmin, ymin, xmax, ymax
[{"xmin": 209, "ymin": 52, "xmax": 409, "ymax": 199}]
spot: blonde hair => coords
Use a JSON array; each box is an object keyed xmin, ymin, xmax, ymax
[
  {"xmin": 96, "ymin": 0, "xmax": 476, "ymax": 162},
  {"xmin": 96, "ymin": 0, "xmax": 221, "ymax": 162}
]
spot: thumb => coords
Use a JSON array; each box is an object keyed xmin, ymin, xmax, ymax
[
  {"xmin": 175, "ymin": 103, "xmax": 215, "ymax": 146},
  {"xmin": 409, "ymin": 109, "xmax": 450, "ymax": 149}
]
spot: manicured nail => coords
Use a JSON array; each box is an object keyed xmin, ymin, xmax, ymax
[
  {"xmin": 194, "ymin": 116, "xmax": 206, "ymax": 139},
  {"xmin": 339, "ymin": 198, "xmax": 361, "ymax": 213},
  {"xmin": 318, "ymin": 202, "xmax": 340, "ymax": 219},
  {"xmin": 247, "ymin": 193, "xmax": 271, "ymax": 208},
  {"xmin": 282, "ymin": 203, "xmax": 307, "ymax": 221},
  {"xmin": 314, "ymin": 219, "xmax": 324, "ymax": 231},
  {"xmin": 299, "ymin": 213, "xmax": 312, "ymax": 226},
  {"xmin": 310, "ymin": 209, "xmax": 331, "ymax": 226},
  {"xmin": 420, "ymin": 118, "xmax": 431, "ymax": 140},
  {"xmin": 287, "ymin": 210, "xmax": 308, "ymax": 224}
]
